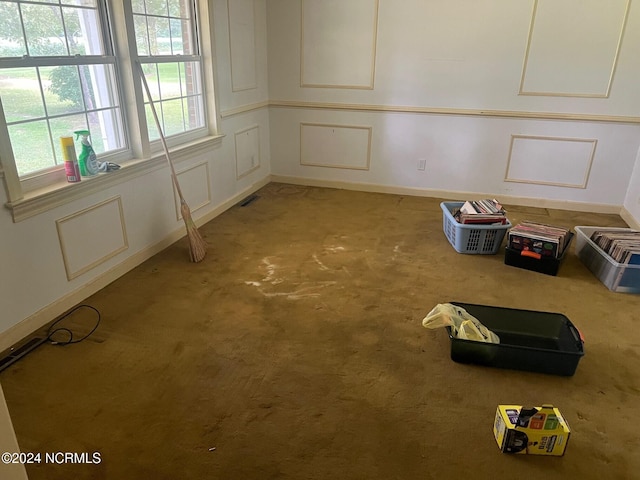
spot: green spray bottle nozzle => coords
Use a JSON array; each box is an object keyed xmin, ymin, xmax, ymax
[{"xmin": 74, "ymin": 129, "xmax": 91, "ymax": 144}]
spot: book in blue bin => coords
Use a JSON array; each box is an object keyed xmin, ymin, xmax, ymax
[
  {"xmin": 612, "ymin": 247, "xmax": 640, "ymax": 291},
  {"xmin": 589, "ymin": 229, "xmax": 640, "ymax": 291}
]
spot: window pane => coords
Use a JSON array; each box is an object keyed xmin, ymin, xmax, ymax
[
  {"xmin": 63, "ymin": 5, "xmax": 105, "ymax": 55},
  {"xmin": 184, "ymin": 94, "xmax": 203, "ymax": 130},
  {"xmin": 22, "ymin": 3, "xmax": 68, "ymax": 56},
  {"xmin": 0, "ymin": 2, "xmax": 27, "ymax": 57},
  {"xmin": 160, "ymin": 98, "xmax": 184, "ymax": 136},
  {"xmin": 133, "ymin": 15, "xmax": 150, "ymax": 55},
  {"xmin": 49, "ymin": 113, "xmax": 88, "ymax": 153},
  {"xmin": 146, "ymin": 0, "xmax": 167, "ymax": 16},
  {"xmin": 136, "ymin": 0, "xmax": 195, "ymax": 58},
  {"xmin": 141, "ymin": 63, "xmax": 160, "ymax": 98},
  {"xmin": 144, "ymin": 104, "xmax": 160, "ymax": 141},
  {"xmin": 61, "ymin": 0, "xmax": 98, "ymax": 7},
  {"xmin": 44, "ymin": 65, "xmax": 85, "ymax": 115},
  {"xmin": 158, "ymin": 63, "xmax": 181, "ymax": 100},
  {"xmin": 142, "ymin": 61, "xmax": 204, "ymax": 138},
  {"xmin": 8, "ymin": 120, "xmax": 56, "ymax": 175},
  {"xmin": 148, "ymin": 16, "xmax": 171, "ymax": 55},
  {"xmin": 170, "ymin": 18, "xmax": 191, "ymax": 55},
  {"xmin": 167, "ymin": 0, "xmax": 182, "ymax": 18},
  {"xmin": 131, "ymin": 0, "xmax": 145, "ymax": 14},
  {"xmin": 90, "ymin": 107, "xmax": 124, "ymax": 153},
  {"xmin": 0, "ymin": 68, "xmax": 46, "ymax": 123},
  {"xmin": 80, "ymin": 64, "xmax": 119, "ymax": 110}
]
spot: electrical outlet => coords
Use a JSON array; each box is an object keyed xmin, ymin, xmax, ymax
[{"xmin": 417, "ymin": 158, "xmax": 426, "ymax": 171}]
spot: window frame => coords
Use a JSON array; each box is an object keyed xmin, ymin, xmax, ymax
[{"xmin": 0, "ymin": 0, "xmax": 221, "ymax": 222}]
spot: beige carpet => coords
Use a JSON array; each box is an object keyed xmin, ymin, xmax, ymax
[{"xmin": 1, "ymin": 183, "xmax": 639, "ymax": 479}]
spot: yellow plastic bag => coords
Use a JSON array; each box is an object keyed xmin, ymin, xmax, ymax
[{"xmin": 422, "ymin": 303, "xmax": 500, "ymax": 344}]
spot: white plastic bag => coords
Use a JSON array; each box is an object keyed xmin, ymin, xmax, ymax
[{"xmin": 422, "ymin": 303, "xmax": 500, "ymax": 344}]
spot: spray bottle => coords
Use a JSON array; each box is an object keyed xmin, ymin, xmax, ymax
[
  {"xmin": 74, "ymin": 129, "xmax": 100, "ymax": 176},
  {"xmin": 60, "ymin": 136, "xmax": 81, "ymax": 183}
]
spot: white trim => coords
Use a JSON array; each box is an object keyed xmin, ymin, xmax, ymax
[
  {"xmin": 299, "ymin": 122, "xmax": 372, "ymax": 170},
  {"xmin": 174, "ymin": 161, "xmax": 212, "ymax": 220},
  {"xmin": 519, "ymin": 0, "xmax": 630, "ymax": 98},
  {"xmin": 300, "ymin": 0, "xmax": 379, "ymax": 90},
  {"xmin": 227, "ymin": 0, "xmax": 259, "ymax": 92},
  {"xmin": 269, "ymin": 175, "xmax": 622, "ymax": 214},
  {"xmin": 220, "ymin": 101, "xmax": 269, "ymax": 118},
  {"xmin": 0, "ymin": 175, "xmax": 270, "ymax": 353},
  {"xmin": 268, "ymin": 100, "xmax": 640, "ymax": 124},
  {"xmin": 234, "ymin": 124, "xmax": 261, "ymax": 180},
  {"xmin": 56, "ymin": 196, "xmax": 129, "ymax": 280},
  {"xmin": 620, "ymin": 207, "xmax": 640, "ymax": 229},
  {"xmin": 505, "ymin": 134, "xmax": 597, "ymax": 189}
]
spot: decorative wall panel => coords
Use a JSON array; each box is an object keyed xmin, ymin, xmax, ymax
[
  {"xmin": 505, "ymin": 135, "xmax": 597, "ymax": 188},
  {"xmin": 301, "ymin": 0, "xmax": 378, "ymax": 88},
  {"xmin": 56, "ymin": 196, "xmax": 128, "ymax": 280},
  {"xmin": 300, "ymin": 123, "xmax": 371, "ymax": 170},
  {"xmin": 520, "ymin": 0, "xmax": 630, "ymax": 97}
]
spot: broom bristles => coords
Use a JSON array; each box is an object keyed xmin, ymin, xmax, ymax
[{"xmin": 181, "ymin": 201, "xmax": 207, "ymax": 263}]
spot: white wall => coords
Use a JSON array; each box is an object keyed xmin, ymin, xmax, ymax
[
  {"xmin": 623, "ymin": 145, "xmax": 640, "ymax": 228},
  {"xmin": 267, "ymin": 0, "xmax": 640, "ymax": 214},
  {"xmin": 0, "ymin": 0, "xmax": 271, "ymax": 348}
]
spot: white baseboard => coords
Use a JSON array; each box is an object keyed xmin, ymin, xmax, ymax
[
  {"xmin": 620, "ymin": 207, "xmax": 640, "ymax": 229},
  {"xmin": 0, "ymin": 176, "xmax": 270, "ymax": 353},
  {"xmin": 270, "ymin": 175, "xmax": 622, "ymax": 215}
]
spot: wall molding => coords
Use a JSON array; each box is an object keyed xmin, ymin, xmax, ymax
[
  {"xmin": 300, "ymin": 122, "xmax": 372, "ymax": 170},
  {"xmin": 268, "ymin": 100, "xmax": 640, "ymax": 124},
  {"xmin": 0, "ymin": 176, "xmax": 270, "ymax": 353},
  {"xmin": 270, "ymin": 174, "xmax": 623, "ymax": 215},
  {"xmin": 519, "ymin": 0, "xmax": 631, "ymax": 98},
  {"xmin": 56, "ymin": 196, "xmax": 129, "ymax": 281},
  {"xmin": 234, "ymin": 124, "xmax": 261, "ymax": 179},
  {"xmin": 620, "ymin": 207, "xmax": 640, "ymax": 230},
  {"xmin": 220, "ymin": 101, "xmax": 269, "ymax": 118},
  {"xmin": 300, "ymin": 0, "xmax": 379, "ymax": 89},
  {"xmin": 505, "ymin": 134, "xmax": 597, "ymax": 189},
  {"xmin": 174, "ymin": 162, "xmax": 212, "ymax": 220},
  {"xmin": 227, "ymin": 0, "xmax": 258, "ymax": 92}
]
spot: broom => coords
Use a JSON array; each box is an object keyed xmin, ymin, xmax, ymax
[{"xmin": 138, "ymin": 63, "xmax": 207, "ymax": 262}]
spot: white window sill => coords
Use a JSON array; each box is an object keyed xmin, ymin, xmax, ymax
[{"xmin": 4, "ymin": 134, "xmax": 224, "ymax": 223}]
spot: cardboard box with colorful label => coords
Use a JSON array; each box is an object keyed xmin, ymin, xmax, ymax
[{"xmin": 493, "ymin": 404, "xmax": 571, "ymax": 456}]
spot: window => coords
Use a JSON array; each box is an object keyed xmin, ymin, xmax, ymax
[
  {"xmin": 0, "ymin": 0, "xmax": 125, "ymax": 179},
  {"xmin": 133, "ymin": 0, "xmax": 206, "ymax": 142},
  {"xmin": 0, "ymin": 0, "xmax": 214, "ymax": 213}
]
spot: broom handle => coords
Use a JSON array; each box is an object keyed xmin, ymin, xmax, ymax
[{"xmin": 138, "ymin": 63, "xmax": 185, "ymax": 202}]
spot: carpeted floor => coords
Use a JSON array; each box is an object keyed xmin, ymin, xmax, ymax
[{"xmin": 1, "ymin": 183, "xmax": 639, "ymax": 479}]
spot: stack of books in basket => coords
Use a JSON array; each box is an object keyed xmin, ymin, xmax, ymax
[{"xmin": 453, "ymin": 199, "xmax": 507, "ymax": 225}]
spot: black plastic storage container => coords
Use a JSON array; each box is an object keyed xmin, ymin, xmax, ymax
[
  {"xmin": 504, "ymin": 232, "xmax": 574, "ymax": 276},
  {"xmin": 447, "ymin": 302, "xmax": 584, "ymax": 376}
]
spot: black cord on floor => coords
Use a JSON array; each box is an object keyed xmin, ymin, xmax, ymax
[{"xmin": 46, "ymin": 304, "xmax": 101, "ymax": 346}]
